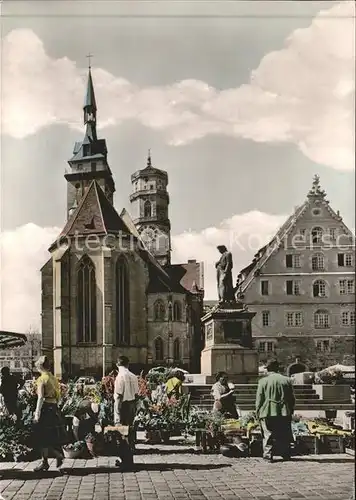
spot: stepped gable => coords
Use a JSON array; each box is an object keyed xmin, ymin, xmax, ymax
[
  {"xmin": 50, "ymin": 180, "xmax": 131, "ymax": 249},
  {"xmin": 238, "ymin": 175, "xmax": 355, "ymax": 295}
]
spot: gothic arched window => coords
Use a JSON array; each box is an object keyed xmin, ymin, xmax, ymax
[
  {"xmin": 314, "ymin": 309, "xmax": 330, "ymax": 329},
  {"xmin": 155, "ymin": 337, "xmax": 164, "ymax": 361},
  {"xmin": 154, "ymin": 300, "xmax": 165, "ymax": 321},
  {"xmin": 313, "ymin": 279, "xmax": 327, "ymax": 298},
  {"xmin": 312, "ymin": 253, "xmax": 325, "ymax": 271},
  {"xmin": 77, "ymin": 255, "xmax": 97, "ymax": 343},
  {"xmin": 173, "ymin": 301, "xmax": 182, "ymax": 321},
  {"xmin": 311, "ymin": 227, "xmax": 323, "ymax": 244},
  {"xmin": 144, "ymin": 200, "xmax": 152, "ymax": 218},
  {"xmin": 173, "ymin": 338, "xmax": 180, "ymax": 361},
  {"xmin": 116, "ymin": 257, "xmax": 130, "ymax": 344}
]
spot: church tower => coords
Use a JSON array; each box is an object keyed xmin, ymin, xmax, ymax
[
  {"xmin": 130, "ymin": 151, "xmax": 171, "ymax": 266},
  {"xmin": 65, "ymin": 65, "xmax": 115, "ymax": 218}
]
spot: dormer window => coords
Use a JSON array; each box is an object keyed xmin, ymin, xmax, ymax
[{"xmin": 83, "ymin": 145, "xmax": 90, "ymax": 156}]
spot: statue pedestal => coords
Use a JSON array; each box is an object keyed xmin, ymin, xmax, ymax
[{"xmin": 200, "ymin": 302, "xmax": 258, "ymax": 383}]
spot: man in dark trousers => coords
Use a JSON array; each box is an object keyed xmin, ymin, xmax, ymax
[
  {"xmin": 0, "ymin": 367, "xmax": 21, "ymax": 418},
  {"xmin": 255, "ymin": 360, "xmax": 295, "ymax": 462}
]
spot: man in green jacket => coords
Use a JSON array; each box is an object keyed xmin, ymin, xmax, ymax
[{"xmin": 255, "ymin": 359, "xmax": 295, "ymax": 462}]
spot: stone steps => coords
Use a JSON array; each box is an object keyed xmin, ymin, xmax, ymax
[{"xmin": 193, "ymin": 402, "xmax": 355, "ymax": 411}]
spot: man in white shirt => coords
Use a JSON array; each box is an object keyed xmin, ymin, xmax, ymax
[{"xmin": 114, "ymin": 356, "xmax": 139, "ymax": 449}]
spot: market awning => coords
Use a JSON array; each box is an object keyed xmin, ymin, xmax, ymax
[{"xmin": 0, "ymin": 331, "xmax": 27, "ymax": 349}]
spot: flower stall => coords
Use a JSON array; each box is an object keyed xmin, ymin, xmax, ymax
[{"xmin": 0, "ymin": 368, "xmax": 354, "ymax": 462}]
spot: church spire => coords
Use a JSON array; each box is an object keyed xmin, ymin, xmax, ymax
[
  {"xmin": 147, "ymin": 149, "xmax": 152, "ymax": 168},
  {"xmin": 83, "ymin": 58, "xmax": 97, "ymax": 142}
]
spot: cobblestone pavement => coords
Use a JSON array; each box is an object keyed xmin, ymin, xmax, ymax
[{"xmin": 0, "ymin": 444, "xmax": 354, "ymax": 500}]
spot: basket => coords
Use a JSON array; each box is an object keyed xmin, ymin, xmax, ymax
[{"xmin": 63, "ymin": 447, "xmax": 84, "ymax": 459}]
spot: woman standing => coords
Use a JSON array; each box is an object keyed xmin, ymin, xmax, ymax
[
  {"xmin": 32, "ymin": 356, "xmax": 67, "ymax": 471},
  {"xmin": 211, "ymin": 371, "xmax": 239, "ymax": 419}
]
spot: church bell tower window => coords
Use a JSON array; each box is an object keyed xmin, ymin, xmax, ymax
[
  {"xmin": 144, "ymin": 200, "xmax": 152, "ymax": 218},
  {"xmin": 116, "ymin": 257, "xmax": 130, "ymax": 344},
  {"xmin": 77, "ymin": 255, "xmax": 97, "ymax": 343}
]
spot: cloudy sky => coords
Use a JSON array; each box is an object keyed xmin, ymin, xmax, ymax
[{"xmin": 0, "ymin": 0, "xmax": 354, "ymax": 332}]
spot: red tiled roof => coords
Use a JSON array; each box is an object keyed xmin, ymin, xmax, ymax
[{"xmin": 58, "ymin": 180, "xmax": 130, "ymax": 239}]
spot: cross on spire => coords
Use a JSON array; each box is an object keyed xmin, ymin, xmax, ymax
[{"xmin": 86, "ymin": 53, "xmax": 93, "ymax": 69}]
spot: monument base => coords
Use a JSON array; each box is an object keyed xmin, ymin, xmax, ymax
[{"xmin": 200, "ymin": 344, "xmax": 258, "ymax": 384}]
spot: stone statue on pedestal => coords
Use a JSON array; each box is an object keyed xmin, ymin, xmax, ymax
[{"xmin": 215, "ymin": 245, "xmax": 236, "ymax": 304}]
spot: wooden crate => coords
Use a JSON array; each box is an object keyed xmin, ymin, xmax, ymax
[
  {"xmin": 295, "ymin": 435, "xmax": 320, "ymax": 455},
  {"xmin": 318, "ymin": 435, "xmax": 345, "ymax": 454}
]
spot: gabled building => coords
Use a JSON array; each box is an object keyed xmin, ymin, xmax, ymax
[
  {"xmin": 41, "ymin": 67, "xmax": 204, "ymax": 378},
  {"xmin": 236, "ymin": 176, "xmax": 355, "ymax": 359}
]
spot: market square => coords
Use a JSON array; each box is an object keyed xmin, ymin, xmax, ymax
[{"xmin": 0, "ymin": 1, "xmax": 355, "ymax": 499}]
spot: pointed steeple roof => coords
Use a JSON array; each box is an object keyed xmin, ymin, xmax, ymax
[
  {"xmin": 84, "ymin": 67, "xmax": 97, "ymax": 111},
  {"xmin": 52, "ymin": 181, "xmax": 130, "ymax": 247}
]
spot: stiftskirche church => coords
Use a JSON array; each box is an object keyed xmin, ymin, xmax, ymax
[{"xmin": 41, "ymin": 68, "xmax": 204, "ymax": 379}]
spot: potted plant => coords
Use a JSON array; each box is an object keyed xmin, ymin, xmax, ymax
[{"xmin": 63, "ymin": 441, "xmax": 86, "ymax": 459}]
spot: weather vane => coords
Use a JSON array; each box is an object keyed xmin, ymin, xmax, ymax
[{"xmin": 86, "ymin": 53, "xmax": 93, "ymax": 69}]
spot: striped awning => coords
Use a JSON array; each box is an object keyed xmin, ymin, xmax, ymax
[{"xmin": 0, "ymin": 331, "xmax": 27, "ymax": 349}]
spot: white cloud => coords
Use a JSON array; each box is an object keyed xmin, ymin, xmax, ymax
[
  {"xmin": 0, "ymin": 212, "xmax": 284, "ymax": 332},
  {"xmin": 172, "ymin": 211, "xmax": 285, "ymax": 299},
  {"xmin": 0, "ymin": 224, "xmax": 60, "ymax": 333},
  {"xmin": 1, "ymin": 2, "xmax": 354, "ymax": 171}
]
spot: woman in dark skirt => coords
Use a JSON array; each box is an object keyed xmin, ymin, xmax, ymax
[{"xmin": 32, "ymin": 356, "xmax": 68, "ymax": 471}]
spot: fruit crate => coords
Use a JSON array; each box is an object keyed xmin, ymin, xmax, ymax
[
  {"xmin": 294, "ymin": 435, "xmax": 320, "ymax": 455},
  {"xmin": 318, "ymin": 435, "xmax": 345, "ymax": 454}
]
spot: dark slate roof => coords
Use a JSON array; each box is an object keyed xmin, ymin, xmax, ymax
[
  {"xmin": 0, "ymin": 331, "xmax": 27, "ymax": 349},
  {"xmin": 69, "ymin": 138, "xmax": 107, "ymax": 162},
  {"xmin": 56, "ymin": 181, "xmax": 130, "ymax": 241},
  {"xmin": 84, "ymin": 68, "xmax": 97, "ymax": 110}
]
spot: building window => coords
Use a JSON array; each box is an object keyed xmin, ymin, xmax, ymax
[
  {"xmin": 311, "ymin": 227, "xmax": 323, "ymax": 244},
  {"xmin": 173, "ymin": 338, "xmax": 180, "ymax": 361},
  {"xmin": 262, "ymin": 311, "xmax": 270, "ymax": 327},
  {"xmin": 338, "ymin": 253, "xmax": 353, "ymax": 267},
  {"xmin": 261, "ymin": 280, "xmax": 269, "ymax": 296},
  {"xmin": 285, "ymin": 254, "xmax": 301, "ymax": 268},
  {"xmin": 313, "ymin": 279, "xmax": 327, "ymax": 298},
  {"xmin": 286, "ymin": 280, "xmax": 301, "ymax": 295},
  {"xmin": 154, "ymin": 300, "xmax": 166, "ymax": 321},
  {"xmin": 83, "ymin": 144, "xmax": 90, "ymax": 156},
  {"xmin": 339, "ymin": 279, "xmax": 355, "ymax": 295},
  {"xmin": 173, "ymin": 301, "xmax": 182, "ymax": 321},
  {"xmin": 154, "ymin": 337, "xmax": 164, "ymax": 362},
  {"xmin": 314, "ymin": 309, "xmax": 330, "ymax": 329},
  {"xmin": 77, "ymin": 255, "xmax": 97, "ymax": 343},
  {"xmin": 316, "ymin": 339, "xmax": 331, "ymax": 352},
  {"xmin": 91, "ymin": 162, "xmax": 97, "ymax": 172},
  {"xmin": 329, "ymin": 228, "xmax": 337, "ymax": 241},
  {"xmin": 258, "ymin": 342, "xmax": 274, "ymax": 353},
  {"xmin": 116, "ymin": 257, "xmax": 130, "ymax": 345},
  {"xmin": 286, "ymin": 312, "xmax": 303, "ymax": 327},
  {"xmin": 144, "ymin": 200, "xmax": 152, "ymax": 218},
  {"xmin": 341, "ymin": 311, "xmax": 355, "ymax": 327},
  {"xmin": 311, "ymin": 253, "xmax": 325, "ymax": 271}
]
